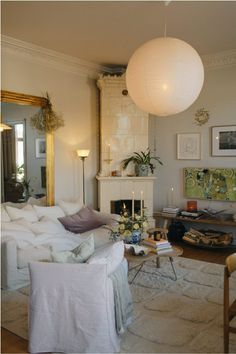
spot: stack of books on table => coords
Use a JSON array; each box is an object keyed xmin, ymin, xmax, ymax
[
  {"xmin": 180, "ymin": 210, "xmax": 203, "ymax": 218},
  {"xmin": 162, "ymin": 207, "xmax": 181, "ymax": 217},
  {"xmin": 142, "ymin": 238, "xmax": 173, "ymax": 254}
]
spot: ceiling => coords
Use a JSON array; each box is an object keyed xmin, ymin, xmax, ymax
[{"xmin": 2, "ymin": 1, "xmax": 236, "ymax": 67}]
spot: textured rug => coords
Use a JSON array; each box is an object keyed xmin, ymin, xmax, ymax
[{"xmin": 2, "ymin": 257, "xmax": 236, "ymax": 353}]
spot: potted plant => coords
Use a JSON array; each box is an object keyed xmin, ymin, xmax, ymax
[{"xmin": 121, "ymin": 148, "xmax": 163, "ymax": 176}]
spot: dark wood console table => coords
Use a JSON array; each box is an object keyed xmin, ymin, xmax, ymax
[{"xmin": 154, "ymin": 212, "xmax": 236, "ymax": 229}]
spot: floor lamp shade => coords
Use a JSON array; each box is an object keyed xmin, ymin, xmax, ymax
[{"xmin": 126, "ymin": 37, "xmax": 204, "ymax": 117}]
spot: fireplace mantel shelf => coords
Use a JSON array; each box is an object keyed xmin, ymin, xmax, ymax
[{"xmin": 96, "ymin": 176, "xmax": 156, "ymax": 181}]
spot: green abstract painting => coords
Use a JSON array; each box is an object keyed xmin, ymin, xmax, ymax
[{"xmin": 184, "ymin": 168, "xmax": 236, "ymax": 201}]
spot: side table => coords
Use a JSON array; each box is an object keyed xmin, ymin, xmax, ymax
[
  {"xmin": 125, "ymin": 251, "xmax": 156, "ymax": 284},
  {"xmin": 125, "ymin": 245, "xmax": 183, "ymax": 283},
  {"xmin": 156, "ymin": 245, "xmax": 183, "ymax": 281}
]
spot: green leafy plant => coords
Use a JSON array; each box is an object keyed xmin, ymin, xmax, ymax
[
  {"xmin": 121, "ymin": 148, "xmax": 163, "ymax": 174},
  {"xmin": 31, "ymin": 92, "xmax": 64, "ymax": 133}
]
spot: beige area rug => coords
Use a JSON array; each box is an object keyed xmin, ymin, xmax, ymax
[{"xmin": 2, "ymin": 257, "xmax": 236, "ymax": 353}]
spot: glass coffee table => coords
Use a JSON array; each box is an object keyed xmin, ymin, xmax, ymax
[{"xmin": 125, "ymin": 245, "xmax": 183, "ymax": 283}]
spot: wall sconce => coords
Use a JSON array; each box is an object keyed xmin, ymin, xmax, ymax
[{"xmin": 77, "ymin": 149, "xmax": 90, "ymax": 204}]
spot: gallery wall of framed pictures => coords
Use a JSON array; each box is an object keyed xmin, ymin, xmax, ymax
[{"xmin": 177, "ymin": 125, "xmax": 236, "ymax": 160}]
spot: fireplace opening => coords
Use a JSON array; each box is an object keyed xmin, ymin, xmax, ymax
[{"xmin": 110, "ymin": 199, "xmax": 144, "ymax": 215}]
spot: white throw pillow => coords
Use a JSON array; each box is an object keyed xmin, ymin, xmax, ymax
[
  {"xmin": 58, "ymin": 199, "xmax": 84, "ymax": 216},
  {"xmin": 1, "ymin": 205, "xmax": 11, "ymax": 222},
  {"xmin": 33, "ymin": 205, "xmax": 65, "ymax": 222},
  {"xmin": 87, "ymin": 241, "xmax": 124, "ymax": 275},
  {"xmin": 6, "ymin": 204, "xmax": 39, "ymax": 223},
  {"xmin": 52, "ymin": 235, "xmax": 94, "ymax": 263},
  {"xmin": 17, "ymin": 216, "xmax": 65, "ymax": 235},
  {"xmin": 27, "ymin": 196, "xmax": 47, "ymax": 206},
  {"xmin": 2, "ymin": 219, "xmax": 30, "ymax": 232}
]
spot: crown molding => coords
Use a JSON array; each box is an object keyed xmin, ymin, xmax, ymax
[
  {"xmin": 1, "ymin": 35, "xmax": 113, "ymax": 79},
  {"xmin": 202, "ymin": 50, "xmax": 236, "ymax": 70},
  {"xmin": 2, "ymin": 36, "xmax": 236, "ymax": 77}
]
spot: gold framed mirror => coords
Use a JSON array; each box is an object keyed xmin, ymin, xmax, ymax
[{"xmin": 1, "ymin": 90, "xmax": 54, "ymax": 205}]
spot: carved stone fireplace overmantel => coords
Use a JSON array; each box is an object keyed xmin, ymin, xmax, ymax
[{"xmin": 96, "ymin": 176, "xmax": 156, "ymax": 227}]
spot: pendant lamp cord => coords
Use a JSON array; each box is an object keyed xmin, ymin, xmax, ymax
[{"xmin": 164, "ymin": 1, "xmax": 170, "ymax": 38}]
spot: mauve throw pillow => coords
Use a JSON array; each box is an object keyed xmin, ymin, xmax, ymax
[{"xmin": 58, "ymin": 207, "xmax": 104, "ymax": 234}]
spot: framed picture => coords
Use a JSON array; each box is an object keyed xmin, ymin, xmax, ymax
[
  {"xmin": 177, "ymin": 133, "xmax": 201, "ymax": 160},
  {"xmin": 36, "ymin": 138, "xmax": 46, "ymax": 158},
  {"xmin": 212, "ymin": 125, "xmax": 236, "ymax": 156},
  {"xmin": 184, "ymin": 167, "xmax": 236, "ymax": 201}
]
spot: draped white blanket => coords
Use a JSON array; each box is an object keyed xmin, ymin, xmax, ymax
[{"xmin": 28, "ymin": 262, "xmax": 120, "ymax": 353}]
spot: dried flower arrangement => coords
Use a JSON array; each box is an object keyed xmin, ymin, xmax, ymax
[
  {"xmin": 31, "ymin": 92, "xmax": 64, "ymax": 133},
  {"xmin": 194, "ymin": 108, "xmax": 210, "ymax": 126}
]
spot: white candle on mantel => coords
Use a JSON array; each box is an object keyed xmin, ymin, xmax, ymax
[
  {"xmin": 170, "ymin": 186, "xmax": 174, "ymax": 206},
  {"xmin": 140, "ymin": 190, "xmax": 143, "ymax": 217},
  {"xmin": 132, "ymin": 191, "xmax": 135, "ymax": 219}
]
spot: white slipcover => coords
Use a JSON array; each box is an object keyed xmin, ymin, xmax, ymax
[{"xmin": 28, "ymin": 261, "xmax": 120, "ymax": 353}]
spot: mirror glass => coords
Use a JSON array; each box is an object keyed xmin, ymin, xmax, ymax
[
  {"xmin": 1, "ymin": 103, "xmax": 46, "ymax": 203},
  {"xmin": 1, "ymin": 91, "xmax": 54, "ymax": 205}
]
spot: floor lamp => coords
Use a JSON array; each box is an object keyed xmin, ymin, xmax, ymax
[{"xmin": 77, "ymin": 149, "xmax": 90, "ymax": 205}]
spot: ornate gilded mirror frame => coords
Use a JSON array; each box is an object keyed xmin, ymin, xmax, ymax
[{"xmin": 1, "ymin": 90, "xmax": 54, "ymax": 205}]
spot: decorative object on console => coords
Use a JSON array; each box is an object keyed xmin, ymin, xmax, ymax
[
  {"xmin": 121, "ymin": 148, "xmax": 163, "ymax": 176},
  {"xmin": 184, "ymin": 167, "xmax": 236, "ymax": 201},
  {"xmin": 126, "ymin": 3, "xmax": 204, "ymax": 117},
  {"xmin": 187, "ymin": 200, "xmax": 198, "ymax": 212},
  {"xmin": 30, "ymin": 92, "xmax": 64, "ymax": 133},
  {"xmin": 177, "ymin": 133, "xmax": 201, "ymax": 160},
  {"xmin": 77, "ymin": 149, "xmax": 90, "ymax": 204},
  {"xmin": 194, "ymin": 108, "xmax": 210, "ymax": 126},
  {"xmin": 212, "ymin": 125, "xmax": 236, "ymax": 156}
]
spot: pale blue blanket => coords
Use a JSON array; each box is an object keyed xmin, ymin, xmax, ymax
[{"xmin": 110, "ymin": 260, "xmax": 133, "ymax": 335}]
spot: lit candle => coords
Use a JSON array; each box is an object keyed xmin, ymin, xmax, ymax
[
  {"xmin": 140, "ymin": 190, "xmax": 143, "ymax": 217},
  {"xmin": 132, "ymin": 191, "xmax": 135, "ymax": 219},
  {"xmin": 170, "ymin": 186, "xmax": 174, "ymax": 206}
]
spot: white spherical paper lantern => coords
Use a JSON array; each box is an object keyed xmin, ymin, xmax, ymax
[{"xmin": 126, "ymin": 37, "xmax": 204, "ymax": 117}]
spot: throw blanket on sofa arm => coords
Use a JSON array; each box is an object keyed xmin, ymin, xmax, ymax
[{"xmin": 109, "ymin": 261, "xmax": 133, "ymax": 334}]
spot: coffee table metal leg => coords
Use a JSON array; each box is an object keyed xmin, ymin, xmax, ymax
[
  {"xmin": 169, "ymin": 256, "xmax": 177, "ymax": 281},
  {"xmin": 129, "ymin": 262, "xmax": 144, "ymax": 284}
]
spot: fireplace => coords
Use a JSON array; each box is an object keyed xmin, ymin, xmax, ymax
[
  {"xmin": 96, "ymin": 176, "xmax": 156, "ymax": 227},
  {"xmin": 111, "ymin": 199, "xmax": 144, "ymax": 215}
]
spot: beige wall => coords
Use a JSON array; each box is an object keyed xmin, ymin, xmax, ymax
[
  {"xmin": 2, "ymin": 48, "xmax": 100, "ymax": 207},
  {"xmin": 149, "ymin": 65, "xmax": 236, "ymax": 215}
]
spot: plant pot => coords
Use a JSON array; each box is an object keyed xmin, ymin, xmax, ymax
[{"xmin": 137, "ymin": 164, "xmax": 149, "ymax": 176}]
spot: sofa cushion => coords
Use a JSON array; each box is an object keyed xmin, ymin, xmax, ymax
[
  {"xmin": 51, "ymin": 235, "xmax": 94, "ymax": 263},
  {"xmin": 58, "ymin": 207, "xmax": 104, "ymax": 234},
  {"xmin": 58, "ymin": 199, "xmax": 84, "ymax": 216},
  {"xmin": 33, "ymin": 205, "xmax": 65, "ymax": 222},
  {"xmin": 87, "ymin": 241, "xmax": 124, "ymax": 275},
  {"xmin": 6, "ymin": 204, "xmax": 38, "ymax": 222},
  {"xmin": 1, "ymin": 205, "xmax": 11, "ymax": 222},
  {"xmin": 27, "ymin": 196, "xmax": 47, "ymax": 206},
  {"xmin": 17, "ymin": 246, "xmax": 52, "ymax": 269},
  {"xmin": 17, "ymin": 216, "xmax": 65, "ymax": 235}
]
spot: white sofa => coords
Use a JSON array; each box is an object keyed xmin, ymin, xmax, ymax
[{"xmin": 1, "ymin": 200, "xmax": 120, "ymax": 290}]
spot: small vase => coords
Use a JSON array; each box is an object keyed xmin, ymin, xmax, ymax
[
  {"xmin": 137, "ymin": 164, "xmax": 149, "ymax": 177},
  {"xmin": 131, "ymin": 230, "xmax": 142, "ymax": 244}
]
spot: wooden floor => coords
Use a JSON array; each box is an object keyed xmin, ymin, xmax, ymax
[{"xmin": 1, "ymin": 243, "xmax": 235, "ymax": 354}]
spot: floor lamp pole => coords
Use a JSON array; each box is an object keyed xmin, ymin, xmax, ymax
[
  {"xmin": 81, "ymin": 157, "xmax": 85, "ymax": 205},
  {"xmin": 77, "ymin": 149, "xmax": 90, "ymax": 206}
]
